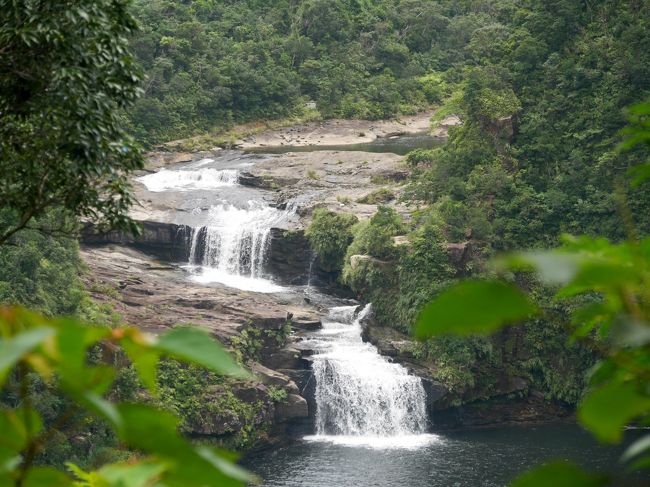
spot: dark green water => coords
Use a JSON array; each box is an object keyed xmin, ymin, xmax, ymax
[
  {"xmin": 244, "ymin": 425, "xmax": 648, "ymax": 487},
  {"xmin": 246, "ymin": 133, "xmax": 444, "ymax": 156}
]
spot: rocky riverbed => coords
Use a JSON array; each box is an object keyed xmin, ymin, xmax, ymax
[
  {"xmin": 236, "ymin": 111, "xmax": 436, "ymax": 148},
  {"xmin": 81, "ymin": 111, "xmax": 572, "ymax": 449}
]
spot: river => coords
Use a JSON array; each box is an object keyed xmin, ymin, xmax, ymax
[
  {"xmin": 132, "ymin": 132, "xmax": 645, "ymax": 486},
  {"xmin": 244, "ymin": 424, "xmax": 638, "ymax": 487}
]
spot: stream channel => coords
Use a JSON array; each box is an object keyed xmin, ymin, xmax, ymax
[{"xmin": 136, "ymin": 133, "xmax": 641, "ymax": 486}]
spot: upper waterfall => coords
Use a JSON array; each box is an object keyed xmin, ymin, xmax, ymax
[{"xmin": 186, "ymin": 200, "xmax": 297, "ymax": 292}]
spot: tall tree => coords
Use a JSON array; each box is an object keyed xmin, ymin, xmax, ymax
[{"xmin": 0, "ymin": 0, "xmax": 144, "ymax": 244}]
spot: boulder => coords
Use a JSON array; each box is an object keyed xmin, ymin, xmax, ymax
[
  {"xmin": 252, "ymin": 363, "xmax": 298, "ymax": 394},
  {"xmin": 263, "ymin": 346, "xmax": 303, "ymax": 370},
  {"xmin": 266, "ymin": 229, "xmax": 312, "ymax": 284},
  {"xmin": 446, "ymin": 241, "xmax": 471, "ymax": 275},
  {"xmin": 275, "ymin": 394, "xmax": 309, "ymax": 422}
]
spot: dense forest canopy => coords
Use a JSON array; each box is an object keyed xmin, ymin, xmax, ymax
[{"xmin": 126, "ymin": 0, "xmax": 542, "ymax": 144}]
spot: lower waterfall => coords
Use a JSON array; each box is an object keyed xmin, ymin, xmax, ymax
[{"xmin": 307, "ymin": 304, "xmax": 435, "ymax": 449}]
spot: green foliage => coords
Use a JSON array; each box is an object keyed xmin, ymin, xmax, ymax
[
  {"xmin": 306, "ymin": 209, "xmax": 358, "ymax": 272},
  {"xmin": 0, "ymin": 307, "xmax": 252, "ymax": 486},
  {"xmin": 0, "ymin": 214, "xmax": 83, "ymax": 317},
  {"xmin": 405, "ymin": 149, "xmax": 438, "ymax": 168},
  {"xmin": 0, "ymin": 0, "xmax": 145, "ymax": 243},
  {"xmin": 356, "ymin": 188, "xmax": 395, "ymax": 205},
  {"xmin": 510, "ymin": 461, "xmax": 607, "ymax": 487},
  {"xmin": 344, "ymin": 206, "xmax": 406, "ymax": 263},
  {"xmin": 267, "ymin": 386, "xmax": 288, "ymax": 404},
  {"xmin": 416, "ymin": 235, "xmax": 650, "ymax": 481},
  {"xmin": 463, "ymin": 67, "xmax": 521, "ymax": 122},
  {"xmin": 621, "ymin": 100, "xmax": 650, "ymax": 187},
  {"xmin": 156, "ymin": 360, "xmax": 266, "ymax": 450},
  {"xmin": 229, "ymin": 326, "xmax": 264, "ymax": 366},
  {"xmin": 415, "ymin": 281, "xmax": 536, "ymax": 338},
  {"xmin": 126, "ymin": 0, "xmax": 524, "ymax": 144}
]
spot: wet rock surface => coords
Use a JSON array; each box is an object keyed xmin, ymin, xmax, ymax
[
  {"xmin": 81, "ymin": 245, "xmax": 320, "ymax": 340},
  {"xmin": 81, "ymin": 244, "xmax": 321, "ymax": 443},
  {"xmin": 236, "ymin": 112, "xmax": 435, "ymax": 148},
  {"xmin": 239, "ymin": 149, "xmax": 411, "ymax": 222}
]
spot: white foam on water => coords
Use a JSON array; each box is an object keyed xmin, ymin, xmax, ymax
[
  {"xmin": 187, "ymin": 267, "xmax": 285, "ymax": 293},
  {"xmin": 307, "ymin": 304, "xmax": 433, "ymax": 449},
  {"xmin": 137, "ymin": 168, "xmax": 238, "ymax": 192},
  {"xmin": 303, "ymin": 434, "xmax": 440, "ymax": 450},
  {"xmin": 186, "ymin": 201, "xmax": 296, "ymax": 292}
]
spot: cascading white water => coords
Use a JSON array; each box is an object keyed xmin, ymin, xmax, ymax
[
  {"xmin": 307, "ymin": 304, "xmax": 435, "ymax": 449},
  {"xmin": 187, "ymin": 201, "xmax": 296, "ymax": 292},
  {"xmin": 137, "ymin": 167, "xmax": 238, "ymax": 192}
]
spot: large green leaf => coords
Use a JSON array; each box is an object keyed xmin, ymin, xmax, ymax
[
  {"xmin": 497, "ymin": 252, "xmax": 582, "ymax": 285},
  {"xmin": 415, "ymin": 281, "xmax": 536, "ymax": 338},
  {"xmin": 557, "ymin": 262, "xmax": 639, "ymax": 298},
  {"xmin": 196, "ymin": 446, "xmax": 257, "ymax": 484},
  {"xmin": 23, "ymin": 467, "xmax": 73, "ymax": 487},
  {"xmin": 0, "ymin": 327, "xmax": 55, "ymax": 385},
  {"xmin": 53, "ymin": 319, "xmax": 110, "ymax": 376},
  {"xmin": 79, "ymin": 392, "xmax": 123, "ymax": 431},
  {"xmin": 621, "ymin": 434, "xmax": 650, "ymax": 464},
  {"xmin": 578, "ymin": 381, "xmax": 650, "ymax": 443},
  {"xmin": 116, "ymin": 404, "xmax": 186, "ymax": 455},
  {"xmin": 60, "ymin": 365, "xmax": 116, "ymax": 397},
  {"xmin": 0, "ymin": 408, "xmax": 43, "ymax": 453},
  {"xmin": 116, "ymin": 404, "xmax": 251, "ymax": 486},
  {"xmin": 96, "ymin": 461, "xmax": 166, "ymax": 487},
  {"xmin": 121, "ymin": 337, "xmax": 160, "ymax": 394},
  {"xmin": 155, "ymin": 327, "xmax": 249, "ymax": 378},
  {"xmin": 510, "ymin": 461, "xmax": 607, "ymax": 487}
]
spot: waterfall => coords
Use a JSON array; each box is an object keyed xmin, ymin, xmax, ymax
[
  {"xmin": 305, "ymin": 251, "xmax": 317, "ymax": 289},
  {"xmin": 308, "ymin": 304, "xmax": 433, "ymax": 448},
  {"xmin": 187, "ymin": 201, "xmax": 296, "ymax": 292},
  {"xmin": 137, "ymin": 167, "xmax": 238, "ymax": 192}
]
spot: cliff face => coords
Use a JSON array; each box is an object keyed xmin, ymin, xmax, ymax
[
  {"xmin": 82, "ymin": 223, "xmax": 316, "ymax": 286},
  {"xmin": 359, "ymin": 316, "xmax": 573, "ymax": 430}
]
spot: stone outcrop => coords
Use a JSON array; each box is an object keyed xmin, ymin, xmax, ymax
[
  {"xmin": 266, "ymin": 229, "xmax": 312, "ymax": 284},
  {"xmin": 275, "ymin": 394, "xmax": 309, "ymax": 423},
  {"xmin": 237, "ymin": 150, "xmax": 412, "ymax": 222},
  {"xmin": 236, "ymin": 111, "xmax": 435, "ymax": 149},
  {"xmin": 82, "ymin": 221, "xmax": 191, "ymax": 262},
  {"xmin": 81, "ymin": 244, "xmax": 320, "ymax": 445},
  {"xmin": 431, "ymin": 114, "xmax": 462, "ymax": 137}
]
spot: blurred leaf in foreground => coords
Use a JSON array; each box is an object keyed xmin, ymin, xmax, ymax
[{"xmin": 415, "ymin": 280, "xmax": 536, "ymax": 338}]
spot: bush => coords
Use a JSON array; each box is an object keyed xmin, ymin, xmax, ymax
[
  {"xmin": 305, "ymin": 209, "xmax": 358, "ymax": 272},
  {"xmin": 406, "ymin": 148, "xmax": 438, "ymax": 168},
  {"xmin": 356, "ymin": 188, "xmax": 395, "ymax": 204}
]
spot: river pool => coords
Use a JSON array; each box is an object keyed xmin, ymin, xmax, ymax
[{"xmin": 244, "ymin": 424, "xmax": 647, "ymax": 487}]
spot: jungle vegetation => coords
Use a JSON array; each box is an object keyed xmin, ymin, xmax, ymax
[{"xmin": 1, "ymin": 0, "xmax": 649, "ymax": 486}]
